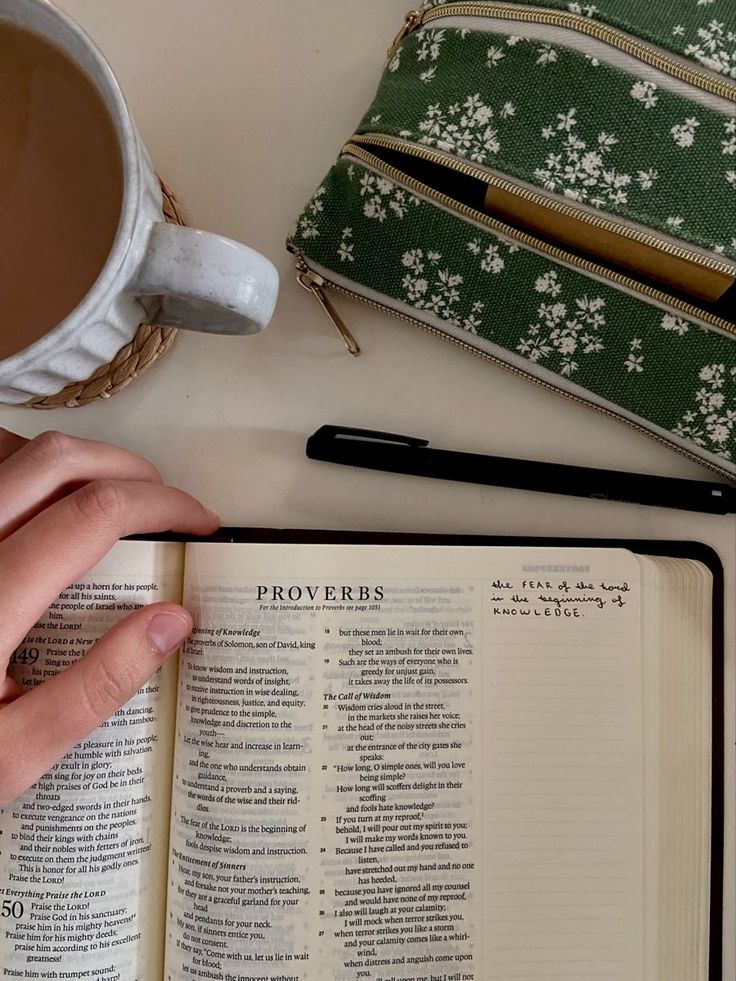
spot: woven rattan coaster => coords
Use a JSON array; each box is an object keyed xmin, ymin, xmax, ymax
[{"xmin": 23, "ymin": 178, "xmax": 183, "ymax": 409}]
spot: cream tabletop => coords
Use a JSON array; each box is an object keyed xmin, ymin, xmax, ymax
[{"xmin": 0, "ymin": 1, "xmax": 733, "ymax": 969}]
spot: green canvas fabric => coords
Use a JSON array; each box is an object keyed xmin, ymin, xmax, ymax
[
  {"xmin": 418, "ymin": 0, "xmax": 736, "ymax": 78},
  {"xmin": 289, "ymin": 2, "xmax": 736, "ymax": 473},
  {"xmin": 290, "ymin": 158, "xmax": 736, "ymax": 470},
  {"xmin": 358, "ymin": 22, "xmax": 736, "ymax": 259}
]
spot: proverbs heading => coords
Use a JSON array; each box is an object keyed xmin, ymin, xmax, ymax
[{"xmin": 257, "ymin": 585, "xmax": 384, "ymax": 602}]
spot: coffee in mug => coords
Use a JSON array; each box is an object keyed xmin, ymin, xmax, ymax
[
  {"xmin": 0, "ymin": 0, "xmax": 278, "ymax": 407},
  {"xmin": 0, "ymin": 22, "xmax": 123, "ymax": 360}
]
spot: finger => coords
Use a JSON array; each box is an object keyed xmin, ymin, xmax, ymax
[
  {"xmin": 0, "ymin": 603, "xmax": 190, "ymax": 807},
  {"xmin": 0, "ymin": 676, "xmax": 23, "ymax": 705},
  {"xmin": 0, "ymin": 430, "xmax": 162, "ymax": 539},
  {"xmin": 0, "ymin": 428, "xmax": 28, "ymax": 465},
  {"xmin": 0, "ymin": 479, "xmax": 219, "ymax": 653}
]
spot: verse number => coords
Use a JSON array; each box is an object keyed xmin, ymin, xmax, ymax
[
  {"xmin": 1, "ymin": 900, "xmax": 24, "ymax": 918},
  {"xmin": 9, "ymin": 647, "xmax": 39, "ymax": 667}
]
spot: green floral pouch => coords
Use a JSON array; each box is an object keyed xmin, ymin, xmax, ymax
[{"xmin": 289, "ymin": 2, "xmax": 736, "ymax": 478}]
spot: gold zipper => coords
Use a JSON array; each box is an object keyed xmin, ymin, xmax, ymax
[
  {"xmin": 290, "ymin": 247, "xmax": 735, "ymax": 482},
  {"xmin": 388, "ymin": 9, "xmax": 423, "ymax": 58},
  {"xmin": 344, "ymin": 139, "xmax": 736, "ymax": 337},
  {"xmin": 351, "ymin": 132, "xmax": 736, "ymax": 290},
  {"xmin": 296, "ymin": 258, "xmax": 361, "ymax": 356},
  {"xmin": 390, "ymin": 3, "xmax": 736, "ymax": 102}
]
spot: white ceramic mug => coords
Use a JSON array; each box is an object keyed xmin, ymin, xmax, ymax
[{"xmin": 0, "ymin": 0, "xmax": 279, "ymax": 405}]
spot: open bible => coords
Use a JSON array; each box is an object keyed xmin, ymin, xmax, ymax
[{"xmin": 0, "ymin": 533, "xmax": 722, "ymax": 981}]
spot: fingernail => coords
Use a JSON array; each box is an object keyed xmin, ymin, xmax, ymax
[
  {"xmin": 205, "ymin": 507, "xmax": 220, "ymax": 526},
  {"xmin": 147, "ymin": 612, "xmax": 191, "ymax": 657}
]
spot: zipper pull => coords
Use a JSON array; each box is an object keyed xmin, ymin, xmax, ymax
[
  {"xmin": 295, "ymin": 258, "xmax": 361, "ymax": 358},
  {"xmin": 388, "ymin": 9, "xmax": 423, "ymax": 58}
]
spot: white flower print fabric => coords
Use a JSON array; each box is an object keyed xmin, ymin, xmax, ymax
[{"xmin": 291, "ymin": 2, "xmax": 736, "ymax": 473}]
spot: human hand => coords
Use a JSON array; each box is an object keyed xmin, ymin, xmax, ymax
[{"xmin": 0, "ymin": 429, "xmax": 219, "ymax": 806}]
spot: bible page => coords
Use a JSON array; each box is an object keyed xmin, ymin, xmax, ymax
[
  {"xmin": 0, "ymin": 540, "xmax": 183, "ymax": 981},
  {"xmin": 166, "ymin": 543, "xmax": 645, "ymax": 981}
]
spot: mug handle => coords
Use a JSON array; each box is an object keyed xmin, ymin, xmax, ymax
[{"xmin": 130, "ymin": 223, "xmax": 279, "ymax": 334}]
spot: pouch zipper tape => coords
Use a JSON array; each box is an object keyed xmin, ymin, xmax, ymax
[
  {"xmin": 390, "ymin": 4, "xmax": 736, "ymax": 102},
  {"xmin": 351, "ymin": 134, "xmax": 736, "ymax": 295},
  {"xmin": 345, "ymin": 139, "xmax": 736, "ymax": 338}
]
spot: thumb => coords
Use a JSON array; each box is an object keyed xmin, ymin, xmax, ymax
[{"xmin": 0, "ymin": 603, "xmax": 191, "ymax": 807}]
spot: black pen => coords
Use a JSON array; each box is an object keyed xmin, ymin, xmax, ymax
[{"xmin": 306, "ymin": 425, "xmax": 736, "ymax": 515}]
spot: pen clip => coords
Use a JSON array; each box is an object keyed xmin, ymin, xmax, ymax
[{"xmin": 307, "ymin": 426, "xmax": 429, "ymax": 457}]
